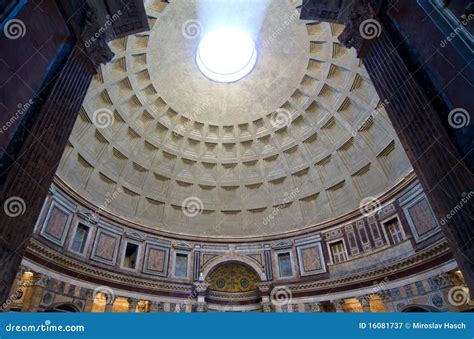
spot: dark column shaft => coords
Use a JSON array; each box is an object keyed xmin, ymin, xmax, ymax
[
  {"xmin": 0, "ymin": 44, "xmax": 95, "ymax": 304},
  {"xmin": 364, "ymin": 32, "xmax": 474, "ymax": 292}
]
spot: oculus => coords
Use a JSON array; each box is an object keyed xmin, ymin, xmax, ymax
[{"xmin": 196, "ymin": 27, "xmax": 257, "ymax": 82}]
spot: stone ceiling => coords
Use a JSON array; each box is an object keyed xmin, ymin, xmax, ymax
[{"xmin": 57, "ymin": 0, "xmax": 411, "ymax": 238}]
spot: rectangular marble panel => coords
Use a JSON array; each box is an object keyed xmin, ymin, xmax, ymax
[
  {"xmin": 44, "ymin": 207, "xmax": 68, "ymax": 240},
  {"xmin": 143, "ymin": 244, "xmax": 169, "ymax": 276},
  {"xmin": 402, "ymin": 193, "xmax": 440, "ymax": 242},
  {"xmin": 40, "ymin": 201, "xmax": 72, "ymax": 245},
  {"xmin": 95, "ymin": 234, "xmax": 117, "ymax": 261},
  {"xmin": 91, "ymin": 229, "xmax": 120, "ymax": 265},
  {"xmin": 408, "ymin": 198, "xmax": 436, "ymax": 237},
  {"xmin": 301, "ymin": 246, "xmax": 322, "ymax": 272},
  {"xmin": 296, "ymin": 242, "xmax": 326, "ymax": 276},
  {"xmin": 148, "ymin": 248, "xmax": 165, "ymax": 271}
]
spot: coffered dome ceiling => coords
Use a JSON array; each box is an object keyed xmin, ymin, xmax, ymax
[{"xmin": 58, "ymin": 0, "xmax": 411, "ymax": 239}]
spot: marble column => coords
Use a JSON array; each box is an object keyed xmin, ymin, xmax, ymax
[
  {"xmin": 379, "ymin": 290, "xmax": 395, "ymax": 312},
  {"xmin": 150, "ymin": 301, "xmax": 165, "ymax": 312},
  {"xmin": 363, "ymin": 25, "xmax": 474, "ymax": 297},
  {"xmin": 149, "ymin": 301, "xmax": 160, "ymax": 312},
  {"xmin": 105, "ymin": 295, "xmax": 117, "ymax": 312},
  {"xmin": 0, "ymin": 1, "xmax": 149, "ymax": 306},
  {"xmin": 299, "ymin": 0, "xmax": 474, "ymax": 298},
  {"xmin": 357, "ymin": 295, "xmax": 371, "ymax": 312},
  {"xmin": 83, "ymin": 289, "xmax": 96, "ymax": 312},
  {"xmin": 0, "ymin": 43, "xmax": 96, "ymax": 306},
  {"xmin": 331, "ymin": 299, "xmax": 345, "ymax": 312},
  {"xmin": 370, "ymin": 292, "xmax": 386, "ymax": 312},
  {"xmin": 310, "ymin": 302, "xmax": 322, "ymax": 312},
  {"xmin": 128, "ymin": 298, "xmax": 138, "ymax": 312},
  {"xmin": 1, "ymin": 267, "xmax": 27, "ymax": 311}
]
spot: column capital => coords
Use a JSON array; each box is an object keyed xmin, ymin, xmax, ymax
[
  {"xmin": 77, "ymin": 0, "xmax": 149, "ymax": 68},
  {"xmin": 357, "ymin": 295, "xmax": 371, "ymax": 312},
  {"xmin": 127, "ymin": 297, "xmax": 138, "ymax": 303},
  {"xmin": 356, "ymin": 295, "xmax": 369, "ymax": 306},
  {"xmin": 431, "ymin": 272, "xmax": 462, "ymax": 289},
  {"xmin": 85, "ymin": 289, "xmax": 95, "ymax": 300},
  {"xmin": 301, "ymin": 0, "xmax": 384, "ymax": 57},
  {"xmin": 149, "ymin": 301, "xmax": 159, "ymax": 312},
  {"xmin": 149, "ymin": 301, "xmax": 165, "ymax": 312},
  {"xmin": 15, "ymin": 266, "xmax": 29, "ymax": 279},
  {"xmin": 338, "ymin": 0, "xmax": 384, "ymax": 57},
  {"xmin": 128, "ymin": 297, "xmax": 139, "ymax": 312},
  {"xmin": 104, "ymin": 294, "xmax": 117, "ymax": 305},
  {"xmin": 310, "ymin": 302, "xmax": 322, "ymax": 312},
  {"xmin": 331, "ymin": 299, "xmax": 345, "ymax": 312},
  {"xmin": 104, "ymin": 295, "xmax": 117, "ymax": 312},
  {"xmin": 33, "ymin": 273, "xmax": 50, "ymax": 288},
  {"xmin": 378, "ymin": 289, "xmax": 392, "ymax": 302}
]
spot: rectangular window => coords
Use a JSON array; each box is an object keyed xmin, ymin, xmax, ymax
[
  {"xmin": 174, "ymin": 253, "xmax": 188, "ymax": 278},
  {"xmin": 123, "ymin": 243, "xmax": 139, "ymax": 269},
  {"xmin": 70, "ymin": 223, "xmax": 89, "ymax": 254},
  {"xmin": 278, "ymin": 252, "xmax": 293, "ymax": 277},
  {"xmin": 385, "ymin": 218, "xmax": 404, "ymax": 244},
  {"xmin": 330, "ymin": 241, "xmax": 347, "ymax": 264}
]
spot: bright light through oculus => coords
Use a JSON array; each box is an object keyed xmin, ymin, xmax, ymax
[{"xmin": 197, "ymin": 27, "xmax": 257, "ymax": 83}]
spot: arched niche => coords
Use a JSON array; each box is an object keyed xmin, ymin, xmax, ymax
[
  {"xmin": 203, "ymin": 259, "xmax": 263, "ymax": 310},
  {"xmin": 207, "ymin": 262, "xmax": 261, "ymax": 293}
]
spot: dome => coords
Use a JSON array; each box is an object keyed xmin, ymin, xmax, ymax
[{"xmin": 57, "ymin": 0, "xmax": 411, "ymax": 239}]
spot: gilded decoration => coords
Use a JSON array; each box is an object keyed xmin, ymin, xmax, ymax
[{"xmin": 208, "ymin": 263, "xmax": 260, "ymax": 293}]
